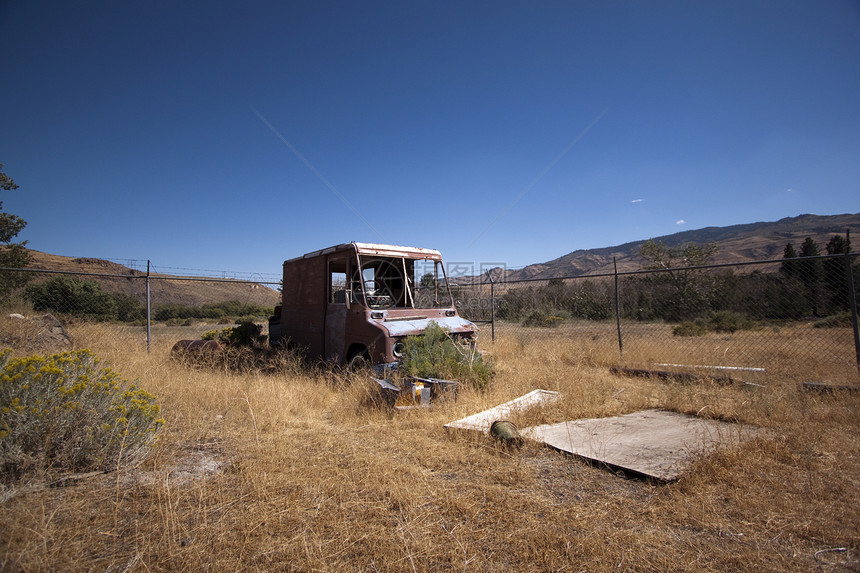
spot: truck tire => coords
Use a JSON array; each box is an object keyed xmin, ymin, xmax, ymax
[{"xmin": 347, "ymin": 348, "xmax": 370, "ymax": 372}]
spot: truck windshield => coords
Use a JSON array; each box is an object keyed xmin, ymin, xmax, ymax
[{"xmin": 357, "ymin": 257, "xmax": 453, "ymax": 310}]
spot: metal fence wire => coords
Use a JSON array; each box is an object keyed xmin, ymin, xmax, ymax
[
  {"xmin": 1, "ymin": 252, "xmax": 859, "ymax": 383},
  {"xmin": 454, "ymin": 252, "xmax": 860, "ymax": 383},
  {"xmin": 0, "ymin": 267, "xmax": 280, "ymax": 355}
]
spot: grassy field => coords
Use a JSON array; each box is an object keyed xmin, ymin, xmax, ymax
[
  {"xmin": 1, "ymin": 322, "xmax": 859, "ymax": 571},
  {"xmin": 493, "ymin": 319, "xmax": 860, "ymax": 384}
]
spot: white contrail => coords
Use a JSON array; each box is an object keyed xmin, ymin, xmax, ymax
[
  {"xmin": 469, "ymin": 108, "xmax": 608, "ymax": 248},
  {"xmin": 251, "ymin": 106, "xmax": 383, "ymax": 240}
]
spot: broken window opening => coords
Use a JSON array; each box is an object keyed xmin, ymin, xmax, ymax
[
  {"xmin": 413, "ymin": 260, "xmax": 453, "ymax": 309},
  {"xmin": 355, "ymin": 257, "xmax": 453, "ymax": 310},
  {"xmin": 329, "ymin": 260, "xmax": 349, "ymax": 304}
]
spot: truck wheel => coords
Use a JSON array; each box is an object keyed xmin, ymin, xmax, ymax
[{"xmin": 347, "ymin": 350, "xmax": 370, "ymax": 372}]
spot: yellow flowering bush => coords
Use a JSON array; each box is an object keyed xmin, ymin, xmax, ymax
[{"xmin": 0, "ymin": 349, "xmax": 164, "ymax": 480}]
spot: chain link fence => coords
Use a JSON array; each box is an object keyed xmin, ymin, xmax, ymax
[
  {"xmin": 2, "ymin": 252, "xmax": 859, "ymax": 383},
  {"xmin": 0, "ymin": 267, "xmax": 280, "ymax": 355},
  {"xmin": 455, "ymin": 253, "xmax": 860, "ymax": 383}
]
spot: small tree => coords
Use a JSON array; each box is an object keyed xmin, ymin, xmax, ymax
[
  {"xmin": 25, "ymin": 277, "xmax": 118, "ymax": 320},
  {"xmin": 797, "ymin": 237, "xmax": 823, "ymax": 316},
  {"xmin": 0, "ymin": 164, "xmax": 31, "ymax": 302},
  {"xmin": 418, "ymin": 272, "xmax": 436, "ymax": 289},
  {"xmin": 638, "ymin": 239, "xmax": 718, "ymax": 321},
  {"xmin": 780, "ymin": 242, "xmax": 799, "ymax": 278},
  {"xmin": 823, "ymin": 233, "xmax": 851, "ymax": 312}
]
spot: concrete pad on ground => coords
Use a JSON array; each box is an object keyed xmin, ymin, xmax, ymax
[
  {"xmin": 443, "ymin": 389, "xmax": 560, "ymax": 434},
  {"xmin": 521, "ymin": 409, "xmax": 760, "ymax": 482}
]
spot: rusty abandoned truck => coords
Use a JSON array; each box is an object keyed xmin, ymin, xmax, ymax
[{"xmin": 268, "ymin": 242, "xmax": 478, "ymax": 369}]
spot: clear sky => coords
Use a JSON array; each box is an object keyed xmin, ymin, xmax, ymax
[{"xmin": 2, "ymin": 1, "xmax": 859, "ymax": 280}]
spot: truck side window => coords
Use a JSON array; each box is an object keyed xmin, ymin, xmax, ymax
[{"xmin": 329, "ymin": 261, "xmax": 348, "ymax": 304}]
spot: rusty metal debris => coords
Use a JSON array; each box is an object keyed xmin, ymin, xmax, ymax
[
  {"xmin": 489, "ymin": 420, "xmax": 523, "ymax": 446},
  {"xmin": 653, "ymin": 363, "xmax": 766, "ymax": 373},
  {"xmin": 610, "ymin": 366, "xmax": 746, "ymax": 386},
  {"xmin": 171, "ymin": 339, "xmax": 224, "ymax": 356},
  {"xmin": 372, "ymin": 371, "xmax": 458, "ymax": 410},
  {"xmin": 802, "ymin": 381, "xmax": 860, "ymax": 393}
]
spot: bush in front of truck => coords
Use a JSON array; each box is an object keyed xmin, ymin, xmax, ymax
[{"xmin": 399, "ymin": 322, "xmax": 492, "ymax": 390}]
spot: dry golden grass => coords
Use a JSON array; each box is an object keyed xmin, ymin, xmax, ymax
[{"xmin": 2, "ymin": 323, "xmax": 859, "ymax": 572}]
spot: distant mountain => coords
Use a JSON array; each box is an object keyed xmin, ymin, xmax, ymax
[
  {"xmin": 486, "ymin": 213, "xmax": 860, "ymax": 282},
  {"xmin": 21, "ymin": 213, "xmax": 859, "ymax": 295}
]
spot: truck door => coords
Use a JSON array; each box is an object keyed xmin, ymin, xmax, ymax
[{"xmin": 324, "ymin": 256, "xmax": 349, "ymax": 362}]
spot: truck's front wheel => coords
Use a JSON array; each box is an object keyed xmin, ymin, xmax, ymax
[{"xmin": 347, "ymin": 348, "xmax": 370, "ymax": 372}]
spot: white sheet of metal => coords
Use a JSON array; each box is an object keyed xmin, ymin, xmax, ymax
[
  {"xmin": 381, "ymin": 315, "xmax": 474, "ymax": 337},
  {"xmin": 443, "ymin": 389, "xmax": 560, "ymax": 433},
  {"xmin": 354, "ymin": 242, "xmax": 442, "ymax": 259},
  {"xmin": 521, "ymin": 409, "xmax": 761, "ymax": 482}
]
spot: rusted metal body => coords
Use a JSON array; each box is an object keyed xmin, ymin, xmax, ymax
[
  {"xmin": 270, "ymin": 242, "xmax": 477, "ymax": 367},
  {"xmin": 170, "ymin": 339, "xmax": 224, "ymax": 356}
]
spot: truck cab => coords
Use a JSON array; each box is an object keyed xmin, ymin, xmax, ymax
[{"xmin": 269, "ymin": 242, "xmax": 477, "ymax": 366}]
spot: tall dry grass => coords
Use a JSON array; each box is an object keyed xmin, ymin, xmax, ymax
[{"xmin": 1, "ymin": 322, "xmax": 858, "ymax": 571}]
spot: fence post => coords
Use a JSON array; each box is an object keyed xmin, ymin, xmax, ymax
[
  {"xmin": 614, "ymin": 257, "xmax": 623, "ymax": 355},
  {"xmin": 485, "ymin": 270, "xmax": 495, "ymax": 343},
  {"xmin": 146, "ymin": 260, "xmax": 151, "ymax": 354},
  {"xmin": 846, "ymin": 250, "xmax": 859, "ymax": 373}
]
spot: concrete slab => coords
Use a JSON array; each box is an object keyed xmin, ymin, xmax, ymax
[
  {"xmin": 521, "ymin": 409, "xmax": 760, "ymax": 482},
  {"xmin": 444, "ymin": 389, "xmax": 560, "ymax": 433}
]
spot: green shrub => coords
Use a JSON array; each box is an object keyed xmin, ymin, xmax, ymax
[
  {"xmin": 814, "ymin": 312, "xmax": 853, "ymax": 328},
  {"xmin": 522, "ymin": 310, "xmax": 564, "ymax": 328},
  {"xmin": 200, "ymin": 321, "xmax": 264, "ymax": 347},
  {"xmin": 0, "ymin": 349, "xmax": 164, "ymax": 480},
  {"xmin": 672, "ymin": 311, "xmax": 758, "ymax": 337},
  {"xmin": 26, "ymin": 277, "xmax": 116, "ymax": 320},
  {"xmin": 673, "ymin": 321, "xmax": 707, "ymax": 337},
  {"xmin": 223, "ymin": 321, "xmax": 265, "ymax": 347},
  {"xmin": 201, "ymin": 328, "xmax": 229, "ymax": 341},
  {"xmin": 705, "ymin": 310, "xmax": 756, "ymax": 333},
  {"xmin": 153, "ymin": 301, "xmax": 271, "ymax": 323},
  {"xmin": 24, "ymin": 277, "xmax": 144, "ymax": 322},
  {"xmin": 400, "ymin": 322, "xmax": 493, "ymax": 390},
  {"xmin": 111, "ymin": 292, "xmax": 146, "ymax": 322}
]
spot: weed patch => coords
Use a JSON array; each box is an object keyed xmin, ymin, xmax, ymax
[
  {"xmin": 814, "ymin": 311, "xmax": 853, "ymax": 328},
  {"xmin": 522, "ymin": 309, "xmax": 565, "ymax": 328},
  {"xmin": 399, "ymin": 321, "xmax": 493, "ymax": 389},
  {"xmin": 0, "ymin": 349, "xmax": 163, "ymax": 481},
  {"xmin": 674, "ymin": 310, "xmax": 759, "ymax": 336},
  {"xmin": 201, "ymin": 320, "xmax": 266, "ymax": 347}
]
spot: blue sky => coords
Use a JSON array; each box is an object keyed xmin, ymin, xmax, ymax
[{"xmin": 2, "ymin": 1, "xmax": 859, "ymax": 280}]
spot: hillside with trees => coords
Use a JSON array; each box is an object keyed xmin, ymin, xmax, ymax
[
  {"xmin": 4, "ymin": 249, "xmax": 280, "ymax": 325},
  {"xmin": 482, "ymin": 231, "xmax": 858, "ymax": 328},
  {"xmin": 21, "ymin": 250, "xmax": 280, "ymax": 309},
  {"xmin": 483, "ymin": 213, "xmax": 860, "ymax": 282},
  {"xmin": 629, "ymin": 232, "xmax": 858, "ymax": 324}
]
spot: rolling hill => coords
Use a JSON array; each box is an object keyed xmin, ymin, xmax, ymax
[
  {"xmin": 22, "ymin": 250, "xmax": 281, "ymax": 309},
  {"xmin": 487, "ymin": 213, "xmax": 860, "ymax": 282},
  {"xmin": 18, "ymin": 212, "xmax": 860, "ymax": 296}
]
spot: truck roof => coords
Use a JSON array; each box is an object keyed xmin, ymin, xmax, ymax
[{"xmin": 284, "ymin": 242, "xmax": 443, "ymax": 264}]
